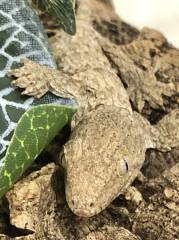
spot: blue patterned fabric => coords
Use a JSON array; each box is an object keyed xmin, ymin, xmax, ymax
[{"xmin": 0, "ymin": 0, "xmax": 73, "ymax": 168}]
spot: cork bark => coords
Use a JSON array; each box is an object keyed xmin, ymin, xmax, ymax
[{"xmin": 0, "ymin": 0, "xmax": 178, "ymax": 239}]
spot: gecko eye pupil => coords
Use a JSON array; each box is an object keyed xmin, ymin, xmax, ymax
[{"xmin": 124, "ymin": 159, "xmax": 128, "ymax": 172}]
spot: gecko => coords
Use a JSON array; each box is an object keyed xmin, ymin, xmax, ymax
[{"xmin": 10, "ymin": 0, "xmax": 179, "ymax": 217}]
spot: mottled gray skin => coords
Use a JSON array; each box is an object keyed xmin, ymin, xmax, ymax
[
  {"xmin": 63, "ymin": 106, "xmax": 148, "ymax": 216},
  {"xmin": 10, "ymin": 0, "xmax": 179, "ymax": 217}
]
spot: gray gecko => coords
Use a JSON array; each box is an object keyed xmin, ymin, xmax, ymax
[{"xmin": 9, "ymin": 0, "xmax": 179, "ymax": 217}]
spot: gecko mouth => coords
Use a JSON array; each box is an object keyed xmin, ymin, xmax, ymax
[
  {"xmin": 65, "ymin": 166, "xmax": 142, "ymax": 218},
  {"xmin": 69, "ymin": 201, "xmax": 98, "ymax": 217},
  {"xmin": 65, "ymin": 174, "xmax": 126, "ymax": 218},
  {"xmin": 66, "ymin": 188, "xmax": 106, "ymax": 217}
]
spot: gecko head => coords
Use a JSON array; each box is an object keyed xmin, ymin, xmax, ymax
[{"xmin": 60, "ymin": 106, "xmax": 146, "ymax": 217}]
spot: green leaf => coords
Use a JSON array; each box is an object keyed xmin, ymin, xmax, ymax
[
  {"xmin": 32, "ymin": 0, "xmax": 76, "ymax": 35},
  {"xmin": 0, "ymin": 104, "xmax": 77, "ymax": 198}
]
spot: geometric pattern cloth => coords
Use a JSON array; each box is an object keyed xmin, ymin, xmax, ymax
[{"xmin": 0, "ymin": 0, "xmax": 72, "ymax": 169}]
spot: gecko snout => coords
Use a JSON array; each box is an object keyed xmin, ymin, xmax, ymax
[{"xmin": 66, "ymin": 191, "xmax": 99, "ymax": 217}]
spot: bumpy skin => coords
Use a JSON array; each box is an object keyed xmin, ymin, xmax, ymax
[
  {"xmin": 10, "ymin": 0, "xmax": 179, "ymax": 217},
  {"xmin": 64, "ymin": 106, "xmax": 147, "ymax": 216}
]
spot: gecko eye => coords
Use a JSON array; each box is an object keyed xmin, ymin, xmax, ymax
[
  {"xmin": 119, "ymin": 159, "xmax": 129, "ymax": 174},
  {"xmin": 124, "ymin": 159, "xmax": 128, "ymax": 171}
]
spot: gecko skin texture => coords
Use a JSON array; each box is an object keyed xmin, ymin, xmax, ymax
[{"xmin": 10, "ymin": 0, "xmax": 179, "ymax": 217}]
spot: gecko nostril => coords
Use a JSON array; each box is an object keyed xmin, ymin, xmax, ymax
[{"xmin": 89, "ymin": 202, "xmax": 94, "ymax": 207}]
